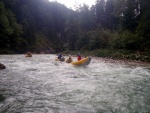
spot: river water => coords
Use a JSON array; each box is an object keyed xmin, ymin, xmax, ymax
[{"xmin": 0, "ymin": 55, "xmax": 150, "ymax": 113}]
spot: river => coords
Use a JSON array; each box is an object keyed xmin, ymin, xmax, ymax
[{"xmin": 0, "ymin": 54, "xmax": 150, "ymax": 113}]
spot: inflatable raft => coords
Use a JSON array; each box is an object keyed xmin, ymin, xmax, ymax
[
  {"xmin": 25, "ymin": 54, "xmax": 32, "ymax": 57},
  {"xmin": 71, "ymin": 57, "xmax": 91, "ymax": 66},
  {"xmin": 66, "ymin": 58, "xmax": 73, "ymax": 63},
  {"xmin": 55, "ymin": 57, "xmax": 65, "ymax": 61}
]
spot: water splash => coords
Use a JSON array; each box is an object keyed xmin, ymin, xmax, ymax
[{"xmin": 0, "ymin": 55, "xmax": 150, "ymax": 113}]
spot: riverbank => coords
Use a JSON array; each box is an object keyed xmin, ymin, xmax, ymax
[
  {"xmin": 62, "ymin": 49, "xmax": 150, "ymax": 63},
  {"xmin": 93, "ymin": 57, "xmax": 150, "ymax": 67},
  {"xmin": 1, "ymin": 48, "xmax": 150, "ymax": 62}
]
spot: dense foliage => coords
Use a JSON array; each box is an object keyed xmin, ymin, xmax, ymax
[{"xmin": 0, "ymin": 0, "xmax": 150, "ymax": 57}]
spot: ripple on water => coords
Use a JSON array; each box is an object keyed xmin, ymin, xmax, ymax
[{"xmin": 0, "ymin": 55, "xmax": 150, "ymax": 113}]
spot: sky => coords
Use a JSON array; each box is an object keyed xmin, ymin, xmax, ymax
[{"xmin": 49, "ymin": 0, "xmax": 96, "ymax": 9}]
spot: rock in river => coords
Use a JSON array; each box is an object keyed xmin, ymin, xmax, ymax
[{"xmin": 0, "ymin": 63, "xmax": 6, "ymax": 70}]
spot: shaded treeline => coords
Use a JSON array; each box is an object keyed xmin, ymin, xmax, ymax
[{"xmin": 0, "ymin": 0, "xmax": 150, "ymax": 54}]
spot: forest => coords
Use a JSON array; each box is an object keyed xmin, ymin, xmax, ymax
[{"xmin": 0, "ymin": 0, "xmax": 150, "ymax": 61}]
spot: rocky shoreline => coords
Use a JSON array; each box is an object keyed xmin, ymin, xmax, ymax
[{"xmin": 93, "ymin": 57, "xmax": 150, "ymax": 67}]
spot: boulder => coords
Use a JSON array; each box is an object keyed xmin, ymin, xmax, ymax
[{"xmin": 0, "ymin": 63, "xmax": 6, "ymax": 70}]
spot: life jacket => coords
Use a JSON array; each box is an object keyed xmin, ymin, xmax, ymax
[{"xmin": 78, "ymin": 55, "xmax": 81, "ymax": 61}]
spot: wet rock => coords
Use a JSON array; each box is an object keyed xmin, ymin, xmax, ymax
[{"xmin": 0, "ymin": 63, "xmax": 6, "ymax": 70}]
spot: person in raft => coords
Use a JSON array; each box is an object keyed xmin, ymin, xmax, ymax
[
  {"xmin": 58, "ymin": 53, "xmax": 62, "ymax": 59},
  {"xmin": 77, "ymin": 53, "xmax": 81, "ymax": 61},
  {"xmin": 68, "ymin": 55, "xmax": 72, "ymax": 60},
  {"xmin": 26, "ymin": 51, "xmax": 32, "ymax": 56},
  {"xmin": 66, "ymin": 55, "xmax": 72, "ymax": 63}
]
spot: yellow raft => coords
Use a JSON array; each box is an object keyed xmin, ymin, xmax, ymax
[{"xmin": 71, "ymin": 57, "xmax": 91, "ymax": 66}]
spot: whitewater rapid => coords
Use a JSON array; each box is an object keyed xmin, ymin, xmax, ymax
[{"xmin": 0, "ymin": 54, "xmax": 150, "ymax": 113}]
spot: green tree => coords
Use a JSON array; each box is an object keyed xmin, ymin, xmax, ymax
[
  {"xmin": 77, "ymin": 4, "xmax": 94, "ymax": 30},
  {"xmin": 137, "ymin": 0, "xmax": 150, "ymax": 50},
  {"xmin": 0, "ymin": 2, "xmax": 25, "ymax": 53},
  {"xmin": 105, "ymin": 0, "xmax": 119, "ymax": 29},
  {"xmin": 95, "ymin": 0, "xmax": 105, "ymax": 27},
  {"xmin": 121, "ymin": 0, "xmax": 138, "ymax": 31},
  {"xmin": 64, "ymin": 14, "xmax": 79, "ymax": 50},
  {"xmin": 0, "ymin": 2, "xmax": 13, "ymax": 49}
]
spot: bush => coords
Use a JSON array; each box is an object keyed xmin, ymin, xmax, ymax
[
  {"xmin": 0, "ymin": 49, "xmax": 15, "ymax": 54},
  {"xmin": 112, "ymin": 31, "xmax": 141, "ymax": 50}
]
